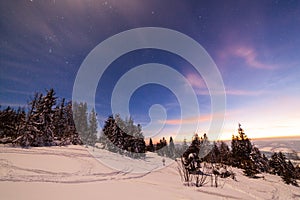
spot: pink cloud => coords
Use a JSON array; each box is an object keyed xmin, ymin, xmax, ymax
[
  {"xmin": 233, "ymin": 46, "xmax": 274, "ymax": 70},
  {"xmin": 218, "ymin": 44, "xmax": 276, "ymax": 70},
  {"xmin": 184, "ymin": 72, "xmax": 210, "ymax": 95},
  {"xmin": 185, "ymin": 73, "xmax": 206, "ymax": 89}
]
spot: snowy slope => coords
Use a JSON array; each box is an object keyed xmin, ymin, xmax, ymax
[{"xmin": 0, "ymin": 145, "xmax": 299, "ymax": 200}]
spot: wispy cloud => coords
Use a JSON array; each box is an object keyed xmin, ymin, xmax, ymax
[
  {"xmin": 233, "ymin": 46, "xmax": 274, "ymax": 70},
  {"xmin": 183, "ymin": 72, "xmax": 210, "ymax": 96},
  {"xmin": 185, "ymin": 73, "xmax": 206, "ymax": 89},
  {"xmin": 184, "ymin": 72, "xmax": 267, "ymax": 96},
  {"xmin": 219, "ymin": 44, "xmax": 276, "ymax": 70},
  {"xmin": 225, "ymin": 89, "xmax": 268, "ymax": 96},
  {"xmin": 3, "ymin": 89, "xmax": 34, "ymax": 96}
]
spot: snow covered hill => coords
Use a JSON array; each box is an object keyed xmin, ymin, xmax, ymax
[{"xmin": 0, "ymin": 145, "xmax": 299, "ymax": 200}]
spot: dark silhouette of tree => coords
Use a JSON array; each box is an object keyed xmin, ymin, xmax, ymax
[
  {"xmin": 156, "ymin": 137, "xmax": 167, "ymax": 156},
  {"xmin": 101, "ymin": 114, "xmax": 146, "ymax": 158},
  {"xmin": 168, "ymin": 136, "xmax": 175, "ymax": 159},
  {"xmin": 0, "ymin": 106, "xmax": 26, "ymax": 143},
  {"xmin": 147, "ymin": 138, "xmax": 154, "ymax": 152},
  {"xmin": 269, "ymin": 152, "xmax": 298, "ymax": 186},
  {"xmin": 250, "ymin": 146, "xmax": 269, "ymax": 173},
  {"xmin": 204, "ymin": 141, "xmax": 220, "ymax": 163},
  {"xmin": 231, "ymin": 124, "xmax": 253, "ymax": 168},
  {"xmin": 230, "ymin": 124, "xmax": 262, "ymax": 177},
  {"xmin": 182, "ymin": 133, "xmax": 202, "ymax": 172},
  {"xmin": 219, "ymin": 141, "xmax": 230, "ymax": 165},
  {"xmin": 243, "ymin": 158, "xmax": 260, "ymax": 178}
]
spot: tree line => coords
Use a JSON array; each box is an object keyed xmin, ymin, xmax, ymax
[
  {"xmin": 0, "ymin": 89, "xmax": 97, "ymax": 147},
  {"xmin": 179, "ymin": 124, "xmax": 300, "ymax": 187}
]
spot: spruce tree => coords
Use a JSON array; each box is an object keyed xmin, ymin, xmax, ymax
[
  {"xmin": 73, "ymin": 102, "xmax": 88, "ymax": 144},
  {"xmin": 269, "ymin": 151, "xmax": 299, "ymax": 186},
  {"xmin": 101, "ymin": 114, "xmax": 146, "ymax": 158},
  {"xmin": 88, "ymin": 108, "xmax": 98, "ymax": 146},
  {"xmin": 231, "ymin": 124, "xmax": 252, "ymax": 168},
  {"xmin": 168, "ymin": 136, "xmax": 175, "ymax": 159},
  {"xmin": 148, "ymin": 138, "xmax": 154, "ymax": 152},
  {"xmin": 219, "ymin": 141, "xmax": 230, "ymax": 165}
]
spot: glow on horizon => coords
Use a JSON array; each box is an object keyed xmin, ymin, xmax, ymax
[{"xmin": 143, "ymin": 93, "xmax": 300, "ymax": 143}]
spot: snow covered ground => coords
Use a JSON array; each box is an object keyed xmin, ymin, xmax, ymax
[{"xmin": 1, "ymin": 145, "xmax": 299, "ymax": 200}]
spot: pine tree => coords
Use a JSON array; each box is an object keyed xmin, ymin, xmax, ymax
[
  {"xmin": 16, "ymin": 93, "xmax": 39, "ymax": 147},
  {"xmin": 0, "ymin": 106, "xmax": 23, "ymax": 143},
  {"xmin": 102, "ymin": 115, "xmax": 117, "ymax": 152},
  {"xmin": 101, "ymin": 114, "xmax": 146, "ymax": 158},
  {"xmin": 88, "ymin": 108, "xmax": 98, "ymax": 146},
  {"xmin": 148, "ymin": 138, "xmax": 154, "ymax": 152},
  {"xmin": 182, "ymin": 133, "xmax": 202, "ymax": 172},
  {"xmin": 198, "ymin": 133, "xmax": 211, "ymax": 159},
  {"xmin": 182, "ymin": 138, "xmax": 188, "ymax": 151},
  {"xmin": 231, "ymin": 124, "xmax": 252, "ymax": 168},
  {"xmin": 168, "ymin": 136, "xmax": 175, "ymax": 159},
  {"xmin": 204, "ymin": 141, "xmax": 220, "ymax": 163},
  {"xmin": 35, "ymin": 88, "xmax": 57, "ymax": 146},
  {"xmin": 269, "ymin": 152, "xmax": 299, "ymax": 186},
  {"xmin": 269, "ymin": 152, "xmax": 285, "ymax": 176},
  {"xmin": 73, "ymin": 102, "xmax": 88, "ymax": 144},
  {"xmin": 250, "ymin": 147, "xmax": 269, "ymax": 172},
  {"xmin": 219, "ymin": 141, "xmax": 230, "ymax": 165},
  {"xmin": 243, "ymin": 159, "xmax": 260, "ymax": 177},
  {"xmin": 53, "ymin": 98, "xmax": 66, "ymax": 140},
  {"xmin": 1, "ymin": 89, "xmax": 82, "ymax": 147},
  {"xmin": 282, "ymin": 160, "xmax": 298, "ymax": 186}
]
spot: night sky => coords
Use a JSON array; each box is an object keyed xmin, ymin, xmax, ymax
[{"xmin": 1, "ymin": 0, "xmax": 300, "ymax": 141}]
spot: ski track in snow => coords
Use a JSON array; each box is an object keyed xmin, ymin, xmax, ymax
[
  {"xmin": 0, "ymin": 146, "xmax": 150, "ymax": 184},
  {"xmin": 1, "ymin": 145, "xmax": 300, "ymax": 200}
]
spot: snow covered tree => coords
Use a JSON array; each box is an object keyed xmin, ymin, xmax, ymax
[
  {"xmin": 199, "ymin": 133, "xmax": 211, "ymax": 159},
  {"xmin": 219, "ymin": 141, "xmax": 230, "ymax": 165},
  {"xmin": 250, "ymin": 146, "xmax": 269, "ymax": 173},
  {"xmin": 231, "ymin": 124, "xmax": 252, "ymax": 168},
  {"xmin": 101, "ymin": 114, "xmax": 146, "ymax": 158},
  {"xmin": 62, "ymin": 101, "xmax": 82, "ymax": 145},
  {"xmin": 73, "ymin": 102, "xmax": 88, "ymax": 144},
  {"xmin": 204, "ymin": 141, "xmax": 220, "ymax": 163},
  {"xmin": 182, "ymin": 133, "xmax": 202, "ymax": 172},
  {"xmin": 102, "ymin": 115, "xmax": 118, "ymax": 152},
  {"xmin": 282, "ymin": 160, "xmax": 298, "ymax": 186},
  {"xmin": 269, "ymin": 152, "xmax": 285, "ymax": 176},
  {"xmin": 0, "ymin": 106, "xmax": 26, "ymax": 143},
  {"xmin": 87, "ymin": 108, "xmax": 98, "ymax": 146},
  {"xmin": 53, "ymin": 98, "xmax": 66, "ymax": 140},
  {"xmin": 269, "ymin": 152, "xmax": 299, "ymax": 186},
  {"xmin": 243, "ymin": 158, "xmax": 260, "ymax": 177},
  {"xmin": 1, "ymin": 89, "xmax": 82, "ymax": 147}
]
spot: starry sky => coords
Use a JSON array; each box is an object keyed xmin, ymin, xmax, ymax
[{"xmin": 1, "ymin": 0, "xmax": 300, "ymax": 141}]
